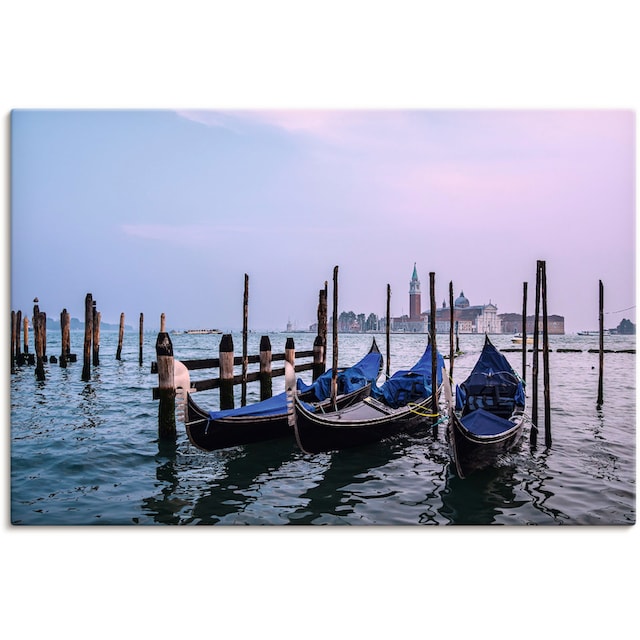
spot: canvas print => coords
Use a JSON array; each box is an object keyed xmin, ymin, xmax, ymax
[{"xmin": 10, "ymin": 109, "xmax": 636, "ymax": 525}]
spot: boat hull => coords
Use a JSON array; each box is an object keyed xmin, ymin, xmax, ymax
[
  {"xmin": 185, "ymin": 383, "xmax": 374, "ymax": 452},
  {"xmin": 292, "ymin": 388, "xmax": 441, "ymax": 454},
  {"xmin": 448, "ymin": 411, "xmax": 524, "ymax": 479}
]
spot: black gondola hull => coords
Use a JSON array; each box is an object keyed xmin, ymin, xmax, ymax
[
  {"xmin": 448, "ymin": 411, "xmax": 524, "ymax": 479},
  {"xmin": 185, "ymin": 383, "xmax": 374, "ymax": 452},
  {"xmin": 292, "ymin": 390, "xmax": 441, "ymax": 454}
]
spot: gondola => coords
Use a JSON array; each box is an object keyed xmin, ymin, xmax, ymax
[
  {"xmin": 448, "ymin": 335, "xmax": 526, "ymax": 479},
  {"xmin": 286, "ymin": 342, "xmax": 445, "ymax": 454},
  {"xmin": 181, "ymin": 338, "xmax": 383, "ymax": 452}
]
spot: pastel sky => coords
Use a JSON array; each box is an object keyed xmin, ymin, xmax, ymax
[{"xmin": 10, "ymin": 109, "xmax": 635, "ymax": 333}]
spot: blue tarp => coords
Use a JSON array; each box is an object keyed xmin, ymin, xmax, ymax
[
  {"xmin": 455, "ymin": 337, "xmax": 525, "ymax": 412},
  {"xmin": 298, "ymin": 350, "xmax": 383, "ymax": 400},
  {"xmin": 371, "ymin": 343, "xmax": 444, "ymax": 409},
  {"xmin": 207, "ymin": 345, "xmax": 382, "ymax": 420},
  {"xmin": 459, "ymin": 408, "xmax": 516, "ymax": 436}
]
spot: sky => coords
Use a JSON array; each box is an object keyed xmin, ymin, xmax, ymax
[{"xmin": 10, "ymin": 108, "xmax": 635, "ymax": 333}]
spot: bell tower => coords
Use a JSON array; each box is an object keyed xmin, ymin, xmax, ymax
[{"xmin": 409, "ymin": 263, "xmax": 421, "ymax": 320}]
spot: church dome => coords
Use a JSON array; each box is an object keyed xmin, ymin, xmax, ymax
[{"xmin": 454, "ymin": 291, "xmax": 470, "ymax": 308}]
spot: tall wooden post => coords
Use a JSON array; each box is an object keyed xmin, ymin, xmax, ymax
[
  {"xmin": 313, "ymin": 287, "xmax": 327, "ymax": 380},
  {"xmin": 60, "ymin": 308, "xmax": 70, "ymax": 368},
  {"xmin": 448, "ymin": 281, "xmax": 454, "ymax": 378},
  {"xmin": 597, "ymin": 279, "xmax": 604, "ymax": 407},
  {"xmin": 259, "ymin": 335, "xmax": 273, "ymax": 400},
  {"xmin": 34, "ymin": 303, "xmax": 45, "ymax": 381},
  {"xmin": 219, "ymin": 333, "xmax": 235, "ymax": 410},
  {"xmin": 530, "ymin": 264, "xmax": 541, "ymax": 446},
  {"xmin": 23, "ymin": 316, "xmax": 29, "ymax": 355},
  {"xmin": 82, "ymin": 293, "xmax": 93, "ymax": 381},
  {"xmin": 92, "ymin": 302, "xmax": 100, "ymax": 366},
  {"xmin": 386, "ymin": 284, "xmax": 391, "ymax": 379},
  {"xmin": 139, "ymin": 313, "xmax": 144, "ymax": 366},
  {"xmin": 11, "ymin": 311, "xmax": 16, "ymax": 369},
  {"xmin": 241, "ymin": 274, "xmax": 249, "ymax": 407},
  {"xmin": 156, "ymin": 331, "xmax": 176, "ymax": 441},
  {"xmin": 15, "ymin": 310, "xmax": 22, "ymax": 364},
  {"xmin": 541, "ymin": 261, "xmax": 551, "ymax": 447},
  {"xmin": 116, "ymin": 313, "xmax": 125, "ymax": 360},
  {"xmin": 331, "ymin": 266, "xmax": 339, "ymax": 405},
  {"xmin": 521, "ymin": 282, "xmax": 528, "ymax": 384},
  {"xmin": 429, "ymin": 272, "xmax": 438, "ymax": 427}
]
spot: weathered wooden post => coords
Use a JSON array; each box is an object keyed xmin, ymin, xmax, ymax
[
  {"xmin": 429, "ymin": 272, "xmax": 438, "ymax": 431},
  {"xmin": 259, "ymin": 335, "xmax": 273, "ymax": 400},
  {"xmin": 116, "ymin": 313, "xmax": 125, "ymax": 360},
  {"xmin": 521, "ymin": 282, "xmax": 528, "ymax": 384},
  {"xmin": 386, "ymin": 283, "xmax": 391, "ymax": 379},
  {"xmin": 139, "ymin": 312, "xmax": 144, "ymax": 366},
  {"xmin": 160, "ymin": 313, "xmax": 166, "ymax": 333},
  {"xmin": 285, "ymin": 337, "xmax": 295, "ymax": 367},
  {"xmin": 219, "ymin": 333, "xmax": 235, "ymax": 410},
  {"xmin": 530, "ymin": 263, "xmax": 541, "ymax": 446},
  {"xmin": 241, "ymin": 273, "xmax": 249, "ymax": 407},
  {"xmin": 82, "ymin": 293, "xmax": 93, "ymax": 381},
  {"xmin": 15, "ymin": 310, "xmax": 23, "ymax": 364},
  {"xmin": 156, "ymin": 331, "xmax": 176, "ymax": 441},
  {"xmin": 597, "ymin": 279, "xmax": 604, "ymax": 408},
  {"xmin": 92, "ymin": 302, "xmax": 100, "ymax": 366},
  {"xmin": 42, "ymin": 312, "xmax": 47, "ymax": 362},
  {"xmin": 312, "ymin": 335, "xmax": 325, "ymax": 381},
  {"xmin": 23, "ymin": 315, "xmax": 29, "ymax": 355},
  {"xmin": 541, "ymin": 260, "xmax": 551, "ymax": 447},
  {"xmin": 11, "ymin": 310, "xmax": 16, "ymax": 370},
  {"xmin": 448, "ymin": 281, "xmax": 454, "ymax": 378},
  {"xmin": 60, "ymin": 308, "xmax": 70, "ymax": 368},
  {"xmin": 313, "ymin": 286, "xmax": 327, "ymax": 380},
  {"xmin": 34, "ymin": 305, "xmax": 45, "ymax": 381},
  {"xmin": 331, "ymin": 266, "xmax": 339, "ymax": 405}
]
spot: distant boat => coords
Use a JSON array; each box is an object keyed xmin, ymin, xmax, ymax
[
  {"xmin": 184, "ymin": 329, "xmax": 222, "ymax": 335},
  {"xmin": 511, "ymin": 334, "xmax": 533, "ymax": 344},
  {"xmin": 577, "ymin": 330, "xmax": 611, "ymax": 336}
]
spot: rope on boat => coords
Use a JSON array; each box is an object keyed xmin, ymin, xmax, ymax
[{"xmin": 406, "ymin": 403, "xmax": 440, "ymax": 419}]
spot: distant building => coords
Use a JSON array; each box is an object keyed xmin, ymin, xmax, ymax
[
  {"xmin": 390, "ymin": 263, "xmax": 430, "ymax": 332},
  {"xmin": 436, "ymin": 291, "xmax": 502, "ymax": 334},
  {"xmin": 498, "ymin": 313, "xmax": 565, "ymax": 335}
]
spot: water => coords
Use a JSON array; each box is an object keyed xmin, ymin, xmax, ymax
[{"xmin": 9, "ymin": 329, "xmax": 636, "ymax": 525}]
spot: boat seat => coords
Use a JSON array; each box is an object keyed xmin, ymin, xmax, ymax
[{"xmin": 463, "ymin": 387, "xmax": 516, "ymax": 419}]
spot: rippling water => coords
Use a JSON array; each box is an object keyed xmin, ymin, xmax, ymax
[{"xmin": 10, "ymin": 329, "xmax": 636, "ymax": 525}]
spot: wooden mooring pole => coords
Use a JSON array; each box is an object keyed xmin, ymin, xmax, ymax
[
  {"xmin": 139, "ymin": 313, "xmax": 144, "ymax": 366},
  {"xmin": 219, "ymin": 333, "xmax": 235, "ymax": 410},
  {"xmin": 331, "ymin": 266, "xmax": 339, "ymax": 406},
  {"xmin": 82, "ymin": 293, "xmax": 93, "ymax": 381},
  {"xmin": 156, "ymin": 330, "xmax": 176, "ymax": 441},
  {"xmin": 313, "ymin": 286, "xmax": 328, "ymax": 380},
  {"xmin": 386, "ymin": 284, "xmax": 391, "ymax": 379},
  {"xmin": 92, "ymin": 302, "xmax": 100, "ymax": 367},
  {"xmin": 15, "ymin": 310, "xmax": 22, "ymax": 364},
  {"xmin": 521, "ymin": 282, "xmax": 528, "ymax": 384},
  {"xmin": 60, "ymin": 308, "xmax": 70, "ymax": 368},
  {"xmin": 530, "ymin": 265, "xmax": 541, "ymax": 446},
  {"xmin": 116, "ymin": 313, "xmax": 125, "ymax": 360},
  {"xmin": 23, "ymin": 315, "xmax": 29, "ymax": 355},
  {"xmin": 242, "ymin": 273, "xmax": 249, "ymax": 407},
  {"xmin": 541, "ymin": 261, "xmax": 551, "ymax": 447},
  {"xmin": 259, "ymin": 335, "xmax": 273, "ymax": 400},
  {"xmin": 448, "ymin": 281, "xmax": 454, "ymax": 378},
  {"xmin": 597, "ymin": 279, "xmax": 604, "ymax": 408},
  {"xmin": 429, "ymin": 272, "xmax": 438, "ymax": 430},
  {"xmin": 34, "ymin": 302, "xmax": 45, "ymax": 381},
  {"xmin": 11, "ymin": 311, "xmax": 16, "ymax": 370}
]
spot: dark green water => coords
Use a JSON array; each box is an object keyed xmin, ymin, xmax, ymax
[{"xmin": 10, "ymin": 330, "xmax": 636, "ymax": 525}]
